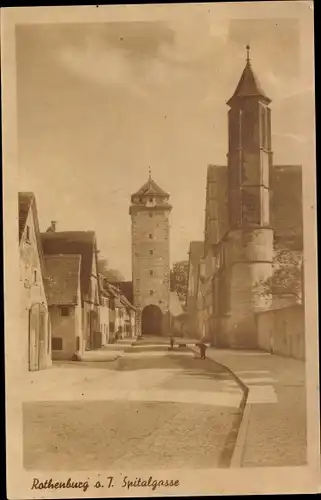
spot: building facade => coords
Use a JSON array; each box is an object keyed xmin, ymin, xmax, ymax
[
  {"xmin": 44, "ymin": 254, "xmax": 83, "ymax": 360},
  {"xmin": 41, "ymin": 230, "xmax": 101, "ymax": 350},
  {"xmin": 19, "ymin": 192, "xmax": 52, "ymax": 371},
  {"xmin": 129, "ymin": 173, "xmax": 172, "ymax": 336},
  {"xmin": 99, "ymin": 275, "xmax": 110, "ymax": 346}
]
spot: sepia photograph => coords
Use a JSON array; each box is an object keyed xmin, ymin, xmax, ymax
[{"xmin": 2, "ymin": 2, "xmax": 319, "ymax": 498}]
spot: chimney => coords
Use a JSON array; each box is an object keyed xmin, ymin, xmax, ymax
[{"xmin": 46, "ymin": 220, "xmax": 57, "ymax": 233}]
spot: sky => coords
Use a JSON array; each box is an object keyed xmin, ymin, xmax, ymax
[{"xmin": 16, "ymin": 14, "xmax": 312, "ymax": 280}]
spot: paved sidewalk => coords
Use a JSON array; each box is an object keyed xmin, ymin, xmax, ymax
[{"xmin": 201, "ymin": 347, "xmax": 307, "ymax": 467}]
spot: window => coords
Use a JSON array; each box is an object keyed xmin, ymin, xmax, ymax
[
  {"xmin": 149, "ymin": 233, "xmax": 153, "ymax": 239},
  {"xmin": 60, "ymin": 306, "xmax": 70, "ymax": 317},
  {"xmin": 149, "ymin": 270, "xmax": 153, "ymax": 276},
  {"xmin": 26, "ymin": 225, "xmax": 30, "ymax": 242},
  {"xmin": 52, "ymin": 337, "xmax": 63, "ymax": 350},
  {"xmin": 150, "ymin": 290, "xmax": 154, "ymax": 296},
  {"xmin": 34, "ymin": 270, "xmax": 37, "ymax": 283},
  {"xmin": 149, "ymin": 250, "xmax": 153, "ymax": 256},
  {"xmin": 149, "ymin": 197, "xmax": 153, "ymax": 203},
  {"xmin": 76, "ymin": 336, "xmax": 80, "ymax": 351}
]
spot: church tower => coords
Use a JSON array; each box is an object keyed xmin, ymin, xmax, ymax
[
  {"xmin": 227, "ymin": 45, "xmax": 272, "ymax": 228},
  {"xmin": 129, "ymin": 171, "xmax": 172, "ymax": 336},
  {"xmin": 224, "ymin": 46, "xmax": 274, "ymax": 347}
]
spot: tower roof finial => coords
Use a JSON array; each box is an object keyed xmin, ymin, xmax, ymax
[
  {"xmin": 148, "ymin": 166, "xmax": 152, "ymax": 180},
  {"xmin": 246, "ymin": 44, "xmax": 251, "ymax": 63}
]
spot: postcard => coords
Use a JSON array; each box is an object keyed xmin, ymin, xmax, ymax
[{"xmin": 2, "ymin": 1, "xmax": 319, "ymax": 498}]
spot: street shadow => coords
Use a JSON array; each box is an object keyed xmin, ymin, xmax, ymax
[
  {"xmin": 53, "ymin": 360, "xmax": 119, "ymax": 370},
  {"xmin": 123, "ymin": 345, "xmax": 174, "ymax": 353}
]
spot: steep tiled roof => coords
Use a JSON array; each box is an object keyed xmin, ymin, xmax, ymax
[
  {"xmin": 110, "ymin": 281, "xmax": 134, "ymax": 304},
  {"xmin": 120, "ymin": 294, "xmax": 135, "ymax": 310},
  {"xmin": 44, "ymin": 254, "xmax": 81, "ymax": 306},
  {"xmin": 132, "ymin": 175, "xmax": 169, "ymax": 199},
  {"xmin": 270, "ymin": 165, "xmax": 303, "ymax": 250},
  {"xmin": 227, "ymin": 60, "xmax": 271, "ymax": 106},
  {"xmin": 103, "ymin": 282, "xmax": 135, "ymax": 309},
  {"xmin": 105, "ymin": 282, "xmax": 120, "ymax": 298},
  {"xmin": 41, "ymin": 231, "xmax": 98, "ymax": 299},
  {"xmin": 19, "ymin": 192, "xmax": 46, "ymax": 277},
  {"xmin": 202, "ymin": 164, "xmax": 302, "ymax": 250},
  {"xmin": 204, "ymin": 165, "xmax": 228, "ymax": 247}
]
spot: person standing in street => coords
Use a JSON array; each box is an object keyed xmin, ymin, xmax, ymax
[
  {"xmin": 199, "ymin": 341, "xmax": 207, "ymax": 360},
  {"xmin": 170, "ymin": 336, "xmax": 174, "ymax": 350}
]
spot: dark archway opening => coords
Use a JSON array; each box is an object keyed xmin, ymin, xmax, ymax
[{"xmin": 142, "ymin": 305, "xmax": 163, "ymax": 336}]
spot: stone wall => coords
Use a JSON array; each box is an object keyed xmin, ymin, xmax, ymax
[
  {"xmin": 256, "ymin": 304, "xmax": 305, "ymax": 360},
  {"xmin": 211, "ymin": 228, "xmax": 273, "ymax": 348},
  {"xmin": 132, "ymin": 209, "xmax": 170, "ymax": 334}
]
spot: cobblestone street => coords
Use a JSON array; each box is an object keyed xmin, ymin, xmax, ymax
[{"xmin": 23, "ymin": 341, "xmax": 244, "ymax": 470}]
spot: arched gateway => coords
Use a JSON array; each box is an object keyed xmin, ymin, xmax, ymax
[{"xmin": 141, "ymin": 305, "xmax": 163, "ymax": 336}]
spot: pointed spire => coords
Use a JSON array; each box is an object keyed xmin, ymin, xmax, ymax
[
  {"xmin": 246, "ymin": 44, "xmax": 250, "ymax": 64},
  {"xmin": 148, "ymin": 166, "xmax": 152, "ymax": 180},
  {"xmin": 227, "ymin": 45, "xmax": 271, "ymax": 106}
]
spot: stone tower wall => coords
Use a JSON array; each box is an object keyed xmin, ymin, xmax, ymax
[{"xmin": 131, "ymin": 208, "xmax": 171, "ymax": 335}]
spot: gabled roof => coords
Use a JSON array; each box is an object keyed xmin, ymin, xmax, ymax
[
  {"xmin": 103, "ymin": 281, "xmax": 135, "ymax": 310},
  {"xmin": 44, "ymin": 254, "xmax": 81, "ymax": 306},
  {"xmin": 110, "ymin": 281, "xmax": 133, "ymax": 304},
  {"xmin": 41, "ymin": 231, "xmax": 98, "ymax": 299},
  {"xmin": 19, "ymin": 192, "xmax": 34, "ymax": 243},
  {"xmin": 19, "ymin": 192, "xmax": 46, "ymax": 277},
  {"xmin": 104, "ymin": 282, "xmax": 121, "ymax": 299},
  {"xmin": 270, "ymin": 164, "xmax": 303, "ymax": 250},
  {"xmin": 227, "ymin": 60, "xmax": 271, "ymax": 106},
  {"xmin": 205, "ymin": 165, "xmax": 228, "ymax": 246},
  {"xmin": 132, "ymin": 175, "xmax": 169, "ymax": 199},
  {"xmin": 120, "ymin": 294, "xmax": 135, "ymax": 310}
]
